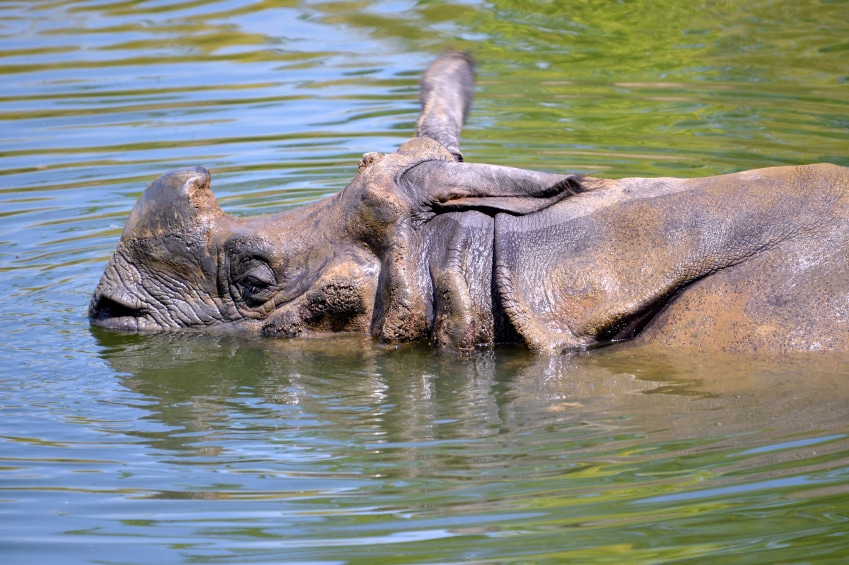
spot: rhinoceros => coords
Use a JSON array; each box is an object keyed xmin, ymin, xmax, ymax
[{"xmin": 90, "ymin": 52, "xmax": 849, "ymax": 353}]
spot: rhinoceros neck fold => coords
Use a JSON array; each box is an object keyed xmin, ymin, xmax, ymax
[
  {"xmin": 390, "ymin": 209, "xmax": 529, "ymax": 351},
  {"xmin": 419, "ymin": 211, "xmax": 498, "ymax": 350}
]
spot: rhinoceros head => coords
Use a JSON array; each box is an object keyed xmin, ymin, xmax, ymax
[
  {"xmin": 89, "ymin": 136, "xmax": 452, "ymax": 336},
  {"xmin": 88, "ymin": 164, "xmax": 376, "ymax": 335}
]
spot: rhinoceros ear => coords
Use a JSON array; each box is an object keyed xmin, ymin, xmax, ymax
[
  {"xmin": 400, "ymin": 160, "xmax": 584, "ymax": 216},
  {"xmin": 416, "ymin": 50, "xmax": 474, "ymax": 162},
  {"xmin": 122, "ymin": 166, "xmax": 224, "ymax": 239}
]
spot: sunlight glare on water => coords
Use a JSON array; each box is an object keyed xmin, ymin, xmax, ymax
[{"xmin": 1, "ymin": 1, "xmax": 849, "ymax": 564}]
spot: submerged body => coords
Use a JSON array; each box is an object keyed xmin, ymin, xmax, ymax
[
  {"xmin": 496, "ymin": 165, "xmax": 849, "ymax": 352},
  {"xmin": 89, "ymin": 53, "xmax": 849, "ymax": 353}
]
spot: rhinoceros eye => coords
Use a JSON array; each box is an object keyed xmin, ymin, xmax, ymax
[{"xmin": 234, "ymin": 258, "xmax": 277, "ymax": 306}]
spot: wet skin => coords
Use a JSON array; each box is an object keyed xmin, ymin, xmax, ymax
[{"xmin": 90, "ymin": 52, "xmax": 849, "ymax": 353}]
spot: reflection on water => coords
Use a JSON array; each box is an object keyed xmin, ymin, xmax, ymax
[
  {"xmin": 2, "ymin": 0, "xmax": 849, "ymax": 563},
  {"xmin": 10, "ymin": 330, "xmax": 838, "ymax": 563},
  {"xmin": 99, "ymin": 331, "xmax": 849, "ymax": 465}
]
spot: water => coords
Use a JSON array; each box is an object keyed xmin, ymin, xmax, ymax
[{"xmin": 2, "ymin": 0, "xmax": 849, "ymax": 563}]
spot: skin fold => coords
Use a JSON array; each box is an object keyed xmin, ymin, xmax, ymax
[{"xmin": 90, "ymin": 52, "xmax": 849, "ymax": 353}]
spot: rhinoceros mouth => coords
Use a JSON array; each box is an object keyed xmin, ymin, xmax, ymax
[{"xmin": 88, "ymin": 291, "xmax": 152, "ymax": 331}]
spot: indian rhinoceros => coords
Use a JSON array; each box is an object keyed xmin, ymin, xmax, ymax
[{"xmin": 90, "ymin": 51, "xmax": 849, "ymax": 353}]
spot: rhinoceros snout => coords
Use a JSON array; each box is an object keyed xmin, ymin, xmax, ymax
[{"xmin": 89, "ymin": 291, "xmax": 147, "ymax": 330}]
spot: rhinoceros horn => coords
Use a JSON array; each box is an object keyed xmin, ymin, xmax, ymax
[{"xmin": 120, "ymin": 166, "xmax": 222, "ymax": 239}]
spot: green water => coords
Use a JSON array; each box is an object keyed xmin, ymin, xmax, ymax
[{"xmin": 2, "ymin": 1, "xmax": 849, "ymax": 563}]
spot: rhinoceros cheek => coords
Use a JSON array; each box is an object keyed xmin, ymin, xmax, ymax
[
  {"xmin": 258, "ymin": 293, "xmax": 371, "ymax": 338},
  {"xmin": 260, "ymin": 305, "xmax": 304, "ymax": 338},
  {"xmin": 260, "ymin": 261, "xmax": 378, "ymax": 338}
]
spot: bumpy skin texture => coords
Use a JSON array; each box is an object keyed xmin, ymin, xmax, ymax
[
  {"xmin": 90, "ymin": 52, "xmax": 849, "ymax": 353},
  {"xmin": 496, "ymin": 165, "xmax": 849, "ymax": 352}
]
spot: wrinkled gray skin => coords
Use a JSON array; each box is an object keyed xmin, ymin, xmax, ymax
[{"xmin": 91, "ymin": 52, "xmax": 849, "ymax": 353}]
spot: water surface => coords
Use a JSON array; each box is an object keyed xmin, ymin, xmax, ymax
[{"xmin": 2, "ymin": 1, "xmax": 849, "ymax": 563}]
